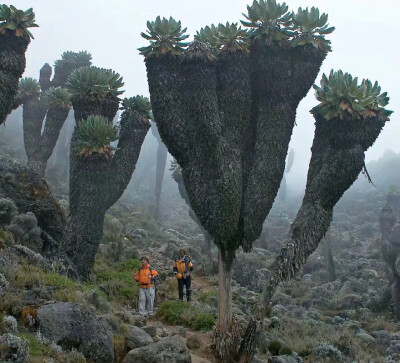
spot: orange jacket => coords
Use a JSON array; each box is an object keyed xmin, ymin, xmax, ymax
[
  {"xmin": 173, "ymin": 256, "xmax": 194, "ymax": 279},
  {"xmin": 134, "ymin": 265, "xmax": 158, "ymax": 288}
]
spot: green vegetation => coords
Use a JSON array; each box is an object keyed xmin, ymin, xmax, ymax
[
  {"xmin": 139, "ymin": 16, "xmax": 189, "ymax": 57},
  {"xmin": 54, "ymin": 50, "xmax": 92, "ymax": 75},
  {"xmin": 42, "ymin": 87, "xmax": 72, "ymax": 110},
  {"xmin": 72, "ymin": 115, "xmax": 119, "ymax": 158},
  {"xmin": 67, "ymin": 66, "xmax": 124, "ymax": 100},
  {"xmin": 291, "ymin": 7, "xmax": 334, "ymax": 51},
  {"xmin": 0, "ymin": 5, "xmax": 38, "ymax": 38},
  {"xmin": 94, "ymin": 258, "xmax": 141, "ymax": 303},
  {"xmin": 18, "ymin": 77, "xmax": 41, "ymax": 100},
  {"xmin": 241, "ymin": 0, "xmax": 294, "ymax": 44},
  {"xmin": 156, "ymin": 300, "xmax": 215, "ymax": 331},
  {"xmin": 120, "ymin": 96, "xmax": 152, "ymax": 122},
  {"xmin": 313, "ymin": 70, "xmax": 393, "ymax": 121},
  {"xmin": 18, "ymin": 333, "xmax": 45, "ymax": 356}
]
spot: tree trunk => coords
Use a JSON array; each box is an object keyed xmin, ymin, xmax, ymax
[
  {"xmin": 325, "ymin": 236, "xmax": 336, "ymax": 282},
  {"xmin": 0, "ymin": 32, "xmax": 30, "ymax": 125},
  {"xmin": 214, "ymin": 250, "xmax": 240, "ymax": 362},
  {"xmin": 155, "ymin": 141, "xmax": 167, "ymax": 220},
  {"xmin": 27, "ymin": 157, "xmax": 46, "ymax": 177},
  {"xmin": 217, "ymin": 251, "xmax": 233, "ymax": 331}
]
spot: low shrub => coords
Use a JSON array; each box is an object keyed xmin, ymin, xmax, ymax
[
  {"xmin": 18, "ymin": 333, "xmax": 45, "ymax": 356},
  {"xmin": 156, "ymin": 300, "xmax": 215, "ymax": 331},
  {"xmin": 0, "ymin": 229, "xmax": 13, "ymax": 249}
]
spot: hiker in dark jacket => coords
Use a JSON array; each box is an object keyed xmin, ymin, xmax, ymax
[{"xmin": 173, "ymin": 249, "xmax": 194, "ymax": 302}]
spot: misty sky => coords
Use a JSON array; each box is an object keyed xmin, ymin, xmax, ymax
[{"xmin": 11, "ymin": 0, "xmax": 400, "ymax": 184}]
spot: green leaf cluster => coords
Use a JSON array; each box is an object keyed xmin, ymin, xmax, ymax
[
  {"xmin": 291, "ymin": 7, "xmax": 334, "ymax": 51},
  {"xmin": 241, "ymin": 0, "xmax": 294, "ymax": 45},
  {"xmin": 67, "ymin": 66, "xmax": 124, "ymax": 101},
  {"xmin": 42, "ymin": 87, "xmax": 72, "ymax": 110},
  {"xmin": 139, "ymin": 16, "xmax": 189, "ymax": 57},
  {"xmin": 169, "ymin": 158, "xmax": 182, "ymax": 181},
  {"xmin": 54, "ymin": 50, "xmax": 92, "ymax": 72},
  {"xmin": 18, "ymin": 77, "xmax": 41, "ymax": 100},
  {"xmin": 0, "ymin": 4, "xmax": 38, "ymax": 38},
  {"xmin": 313, "ymin": 70, "xmax": 393, "ymax": 121},
  {"xmin": 196, "ymin": 22, "xmax": 249, "ymax": 53},
  {"xmin": 72, "ymin": 115, "xmax": 119, "ymax": 158},
  {"xmin": 120, "ymin": 95, "xmax": 152, "ymax": 121}
]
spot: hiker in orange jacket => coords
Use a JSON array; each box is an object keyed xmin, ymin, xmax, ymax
[
  {"xmin": 173, "ymin": 249, "xmax": 194, "ymax": 302},
  {"xmin": 134, "ymin": 257, "xmax": 158, "ymax": 317}
]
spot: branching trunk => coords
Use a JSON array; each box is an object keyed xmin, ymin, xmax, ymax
[
  {"xmin": 238, "ymin": 115, "xmax": 385, "ymax": 361},
  {"xmin": 145, "ymin": 45, "xmax": 326, "ymax": 360},
  {"xmin": 22, "ymin": 97, "xmax": 70, "ymax": 177},
  {"xmin": 63, "ymin": 112, "xmax": 150, "ymax": 277},
  {"xmin": 0, "ymin": 33, "xmax": 30, "ymax": 125},
  {"xmin": 241, "ymin": 45, "xmax": 325, "ymax": 247}
]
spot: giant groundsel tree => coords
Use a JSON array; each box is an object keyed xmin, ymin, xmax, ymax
[
  {"xmin": 18, "ymin": 51, "xmax": 92, "ymax": 176},
  {"xmin": 62, "ymin": 66, "xmax": 151, "ymax": 277},
  {"xmin": 0, "ymin": 4, "xmax": 38, "ymax": 125},
  {"xmin": 140, "ymin": 2, "xmax": 393, "ymax": 361}
]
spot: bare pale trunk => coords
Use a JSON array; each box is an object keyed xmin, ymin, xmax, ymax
[{"xmin": 217, "ymin": 251, "xmax": 233, "ymax": 332}]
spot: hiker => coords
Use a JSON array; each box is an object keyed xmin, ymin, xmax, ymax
[
  {"xmin": 173, "ymin": 249, "xmax": 194, "ymax": 302},
  {"xmin": 134, "ymin": 257, "xmax": 158, "ymax": 317}
]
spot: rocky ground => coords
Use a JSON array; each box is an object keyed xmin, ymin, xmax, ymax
[{"xmin": 0, "ymin": 149, "xmax": 400, "ymax": 362}]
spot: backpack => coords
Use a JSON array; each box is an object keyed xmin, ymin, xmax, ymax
[{"xmin": 137, "ymin": 266, "xmax": 159, "ymax": 283}]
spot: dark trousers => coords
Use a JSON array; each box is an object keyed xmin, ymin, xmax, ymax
[{"xmin": 178, "ymin": 275, "xmax": 191, "ymax": 301}]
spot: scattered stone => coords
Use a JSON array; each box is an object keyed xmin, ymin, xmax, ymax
[
  {"xmin": 38, "ymin": 302, "xmax": 114, "ymax": 362},
  {"xmin": 85, "ymin": 289, "xmax": 111, "ymax": 313},
  {"xmin": 122, "ymin": 336, "xmax": 191, "ymax": 363},
  {"xmin": 142, "ymin": 325, "xmax": 157, "ymax": 338},
  {"xmin": 186, "ymin": 334, "xmax": 202, "ymax": 349},
  {"xmin": 173, "ymin": 325, "xmax": 186, "ymax": 337},
  {"xmin": 127, "ymin": 325, "xmax": 153, "ymax": 350}
]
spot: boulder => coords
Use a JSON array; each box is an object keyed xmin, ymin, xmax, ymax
[
  {"xmin": 186, "ymin": 334, "xmax": 202, "ymax": 349},
  {"xmin": 173, "ymin": 326, "xmax": 186, "ymax": 337},
  {"xmin": 142, "ymin": 325, "xmax": 157, "ymax": 337},
  {"xmin": 0, "ymin": 156, "xmax": 65, "ymax": 255},
  {"xmin": 38, "ymin": 302, "xmax": 114, "ymax": 362},
  {"xmin": 127, "ymin": 325, "xmax": 153, "ymax": 350},
  {"xmin": 123, "ymin": 336, "xmax": 191, "ymax": 363}
]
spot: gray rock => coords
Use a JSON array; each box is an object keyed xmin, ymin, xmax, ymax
[
  {"xmin": 85, "ymin": 289, "xmax": 111, "ymax": 313},
  {"xmin": 270, "ymin": 354, "xmax": 302, "ymax": 363},
  {"xmin": 173, "ymin": 326, "xmax": 186, "ymax": 337},
  {"xmin": 127, "ymin": 325, "xmax": 153, "ymax": 350},
  {"xmin": 142, "ymin": 325, "xmax": 157, "ymax": 338},
  {"xmin": 123, "ymin": 336, "xmax": 191, "ymax": 363},
  {"xmin": 38, "ymin": 302, "xmax": 114, "ymax": 362},
  {"xmin": 98, "ymin": 314, "xmax": 121, "ymax": 335},
  {"xmin": 0, "ymin": 333, "xmax": 29, "ymax": 362},
  {"xmin": 186, "ymin": 334, "xmax": 202, "ymax": 349}
]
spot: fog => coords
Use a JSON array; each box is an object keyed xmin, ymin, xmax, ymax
[{"xmin": 10, "ymin": 0, "xmax": 400, "ymax": 189}]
